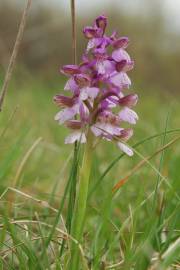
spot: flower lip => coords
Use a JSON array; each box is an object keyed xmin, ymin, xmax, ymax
[{"xmin": 61, "ymin": 65, "xmax": 80, "ymax": 75}]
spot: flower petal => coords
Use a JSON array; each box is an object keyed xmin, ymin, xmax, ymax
[
  {"xmin": 117, "ymin": 142, "xmax": 133, "ymax": 156},
  {"xmin": 91, "ymin": 125, "xmax": 102, "ymax": 137},
  {"xmin": 98, "ymin": 60, "xmax": 115, "ymax": 75},
  {"xmin": 79, "ymin": 102, "xmax": 89, "ymax": 122},
  {"xmin": 80, "ymin": 87, "xmax": 99, "ymax": 100},
  {"xmin": 86, "ymin": 87, "xmax": 99, "ymax": 99},
  {"xmin": 112, "ymin": 49, "xmax": 131, "ymax": 62},
  {"xmin": 91, "ymin": 122, "xmax": 122, "ymax": 137},
  {"xmin": 86, "ymin": 38, "xmax": 102, "ymax": 52},
  {"xmin": 119, "ymin": 107, "xmax": 138, "ymax": 124},
  {"xmin": 65, "ymin": 131, "xmax": 86, "ymax": 144},
  {"xmin": 96, "ymin": 60, "xmax": 106, "ymax": 74},
  {"xmin": 54, "ymin": 105, "xmax": 78, "ymax": 124},
  {"xmin": 64, "ymin": 77, "xmax": 78, "ymax": 93},
  {"xmin": 109, "ymin": 72, "xmax": 131, "ymax": 89}
]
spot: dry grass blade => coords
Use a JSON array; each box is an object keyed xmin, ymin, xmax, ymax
[
  {"xmin": 106, "ymin": 260, "xmax": 124, "ymax": 269},
  {"xmin": 0, "ymin": 186, "xmax": 58, "ymax": 213},
  {"xmin": 0, "ymin": 0, "xmax": 32, "ymax": 111},
  {"xmin": 112, "ymin": 135, "xmax": 180, "ymax": 192},
  {"xmin": 0, "ymin": 219, "xmax": 87, "ymax": 263},
  {"xmin": 161, "ymin": 237, "xmax": 180, "ymax": 260},
  {"xmin": 1, "ymin": 236, "xmax": 60, "ymax": 258}
]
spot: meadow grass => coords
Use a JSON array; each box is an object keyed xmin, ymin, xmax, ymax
[{"xmin": 0, "ymin": 77, "xmax": 180, "ymax": 269}]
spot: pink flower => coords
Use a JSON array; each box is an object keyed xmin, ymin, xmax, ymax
[{"xmin": 54, "ymin": 15, "xmax": 139, "ymax": 156}]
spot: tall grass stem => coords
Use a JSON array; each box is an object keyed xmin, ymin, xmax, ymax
[{"xmin": 69, "ymin": 130, "xmax": 93, "ymax": 269}]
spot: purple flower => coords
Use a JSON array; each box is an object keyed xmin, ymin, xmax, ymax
[{"xmin": 54, "ymin": 15, "xmax": 139, "ymax": 156}]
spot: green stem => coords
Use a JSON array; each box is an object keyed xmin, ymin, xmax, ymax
[{"xmin": 68, "ymin": 130, "xmax": 93, "ymax": 269}]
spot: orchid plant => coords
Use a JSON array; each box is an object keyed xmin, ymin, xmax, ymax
[{"xmin": 54, "ymin": 15, "xmax": 138, "ymax": 269}]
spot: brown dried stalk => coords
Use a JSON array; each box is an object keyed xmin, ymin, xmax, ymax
[
  {"xmin": 71, "ymin": 0, "xmax": 77, "ymax": 64},
  {"xmin": 0, "ymin": 0, "xmax": 32, "ymax": 111}
]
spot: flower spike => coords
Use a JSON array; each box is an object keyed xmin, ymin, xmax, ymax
[{"xmin": 54, "ymin": 15, "xmax": 138, "ymax": 156}]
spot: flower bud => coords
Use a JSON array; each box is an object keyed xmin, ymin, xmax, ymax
[{"xmin": 95, "ymin": 15, "xmax": 107, "ymax": 32}]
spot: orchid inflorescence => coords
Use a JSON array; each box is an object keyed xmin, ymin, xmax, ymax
[{"xmin": 54, "ymin": 15, "xmax": 138, "ymax": 156}]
